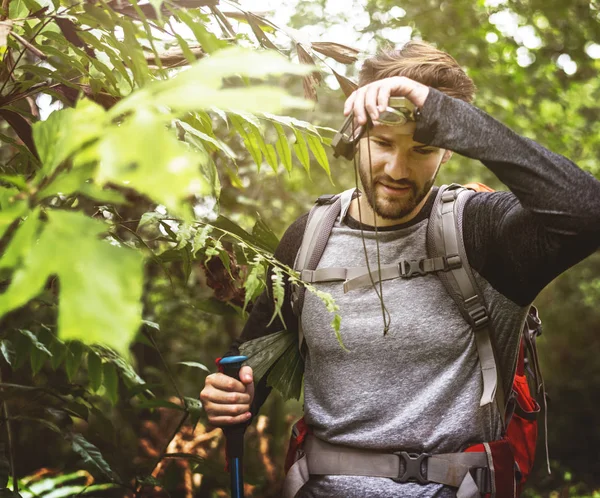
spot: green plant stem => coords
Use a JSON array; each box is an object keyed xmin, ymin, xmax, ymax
[
  {"xmin": 143, "ymin": 329, "xmax": 185, "ymax": 405},
  {"xmin": 2, "ymin": 401, "xmax": 16, "ymax": 493}
]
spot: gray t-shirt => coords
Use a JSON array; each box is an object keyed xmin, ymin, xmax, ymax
[{"xmin": 297, "ymin": 203, "xmax": 525, "ymax": 497}]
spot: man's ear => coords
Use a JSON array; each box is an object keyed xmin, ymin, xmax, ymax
[{"xmin": 441, "ymin": 149, "xmax": 453, "ymax": 164}]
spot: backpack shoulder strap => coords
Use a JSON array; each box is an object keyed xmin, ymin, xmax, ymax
[
  {"xmin": 292, "ymin": 191, "xmax": 352, "ymax": 358},
  {"xmin": 427, "ymin": 184, "xmax": 506, "ymax": 419}
]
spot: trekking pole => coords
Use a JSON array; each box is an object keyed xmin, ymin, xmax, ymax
[{"xmin": 218, "ymin": 355, "xmax": 249, "ymax": 498}]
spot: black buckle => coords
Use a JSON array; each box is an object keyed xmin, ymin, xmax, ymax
[
  {"xmin": 469, "ymin": 305, "xmax": 489, "ymax": 328},
  {"xmin": 393, "ymin": 452, "xmax": 430, "ymax": 484},
  {"xmin": 316, "ymin": 194, "xmax": 336, "ymax": 205},
  {"xmin": 399, "ymin": 260, "xmax": 425, "ymax": 278}
]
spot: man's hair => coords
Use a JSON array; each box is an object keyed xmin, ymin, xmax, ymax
[{"xmin": 358, "ymin": 40, "xmax": 476, "ymax": 103}]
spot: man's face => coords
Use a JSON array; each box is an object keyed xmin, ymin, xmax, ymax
[{"xmin": 357, "ymin": 122, "xmax": 451, "ymax": 221}]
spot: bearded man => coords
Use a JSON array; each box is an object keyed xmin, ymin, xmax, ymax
[{"xmin": 201, "ymin": 41, "xmax": 600, "ymax": 497}]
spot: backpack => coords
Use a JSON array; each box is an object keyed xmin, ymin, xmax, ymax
[{"xmin": 286, "ymin": 183, "xmax": 548, "ymax": 496}]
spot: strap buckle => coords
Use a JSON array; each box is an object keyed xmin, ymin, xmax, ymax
[
  {"xmin": 445, "ymin": 254, "xmax": 462, "ymax": 270},
  {"xmin": 399, "ymin": 260, "xmax": 425, "ymax": 278},
  {"xmin": 393, "ymin": 452, "xmax": 430, "ymax": 484},
  {"xmin": 316, "ymin": 194, "xmax": 336, "ymax": 205}
]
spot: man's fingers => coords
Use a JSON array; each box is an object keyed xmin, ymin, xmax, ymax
[
  {"xmin": 204, "ymin": 400, "xmax": 251, "ymax": 417},
  {"xmin": 365, "ymin": 84, "xmax": 381, "ymax": 122},
  {"xmin": 353, "ymin": 88, "xmax": 368, "ymax": 125},
  {"xmin": 239, "ymin": 365, "xmax": 253, "ymax": 384},
  {"xmin": 343, "ymin": 91, "xmax": 357, "ymax": 116},
  {"xmin": 208, "ymin": 412, "xmax": 252, "ymax": 427},
  {"xmin": 206, "ymin": 372, "xmax": 246, "ymax": 393},
  {"xmin": 201, "ymin": 386, "xmax": 251, "ymax": 405},
  {"xmin": 377, "ymin": 85, "xmax": 392, "ymax": 113}
]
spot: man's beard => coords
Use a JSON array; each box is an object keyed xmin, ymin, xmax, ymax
[{"xmin": 359, "ymin": 168, "xmax": 436, "ymax": 221}]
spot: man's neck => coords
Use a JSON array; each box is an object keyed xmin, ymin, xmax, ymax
[{"xmin": 347, "ymin": 188, "xmax": 434, "ymax": 227}]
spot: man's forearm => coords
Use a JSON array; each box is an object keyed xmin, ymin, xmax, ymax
[{"xmin": 414, "ymin": 88, "xmax": 600, "ymax": 235}]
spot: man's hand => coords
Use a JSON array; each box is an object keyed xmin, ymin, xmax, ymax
[
  {"xmin": 200, "ymin": 365, "xmax": 255, "ymax": 426},
  {"xmin": 343, "ymin": 76, "xmax": 430, "ymax": 126}
]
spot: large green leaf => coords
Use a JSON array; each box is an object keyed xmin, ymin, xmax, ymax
[
  {"xmin": 70, "ymin": 433, "xmax": 119, "ymax": 482},
  {"xmin": 0, "ymin": 208, "xmax": 41, "ymax": 271},
  {"xmin": 0, "ymin": 211, "xmax": 144, "ymax": 356},
  {"xmin": 37, "ymin": 164, "xmax": 127, "ymax": 205},
  {"xmin": 109, "ymin": 47, "xmax": 312, "ymax": 117},
  {"xmin": 87, "ymin": 349, "xmax": 103, "ymax": 392},
  {"xmin": 0, "ymin": 198, "xmax": 28, "ymax": 240},
  {"xmin": 97, "ymin": 109, "xmax": 209, "ymax": 216},
  {"xmin": 32, "ymin": 100, "xmax": 106, "ymax": 178},
  {"xmin": 239, "ymin": 330, "xmax": 295, "ymax": 382},
  {"xmin": 266, "ymin": 339, "xmax": 304, "ymax": 401},
  {"xmin": 102, "ymin": 362, "xmax": 118, "ymax": 406}
]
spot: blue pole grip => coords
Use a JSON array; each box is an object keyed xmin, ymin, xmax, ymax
[{"xmin": 218, "ymin": 356, "xmax": 248, "ymax": 498}]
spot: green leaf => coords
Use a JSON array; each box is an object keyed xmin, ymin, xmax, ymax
[
  {"xmin": 177, "ymin": 120, "xmax": 237, "ymax": 160},
  {"xmin": 102, "ymin": 362, "xmax": 118, "ymax": 405},
  {"xmin": 0, "ymin": 175, "xmax": 27, "ymax": 191},
  {"xmin": 38, "ymin": 164, "xmax": 127, "ymax": 205},
  {"xmin": 109, "ymin": 48, "xmax": 312, "ymax": 117},
  {"xmin": 267, "ymin": 339, "xmax": 304, "ymax": 401},
  {"xmin": 292, "ymin": 129, "xmax": 311, "ymax": 174},
  {"xmin": 97, "ymin": 109, "xmax": 210, "ymax": 216},
  {"xmin": 49, "ymin": 335, "xmax": 67, "ymax": 370},
  {"xmin": 306, "ymin": 133, "xmax": 332, "ymax": 179},
  {"xmin": 184, "ymin": 396, "xmax": 202, "ymax": 425},
  {"xmin": 178, "ymin": 361, "xmax": 210, "ymax": 373},
  {"xmin": 192, "ymin": 225, "xmax": 212, "ymax": 256},
  {"xmin": 0, "ymin": 340, "xmax": 16, "ymax": 367},
  {"xmin": 243, "ymin": 261, "xmax": 265, "ymax": 313},
  {"xmin": 0, "ymin": 199, "xmax": 28, "ymax": 240},
  {"xmin": 138, "ymin": 212, "xmax": 166, "ymax": 231},
  {"xmin": 19, "ymin": 329, "xmax": 52, "ymax": 357},
  {"xmin": 135, "ymin": 399, "xmax": 185, "ymax": 411},
  {"xmin": 121, "ymin": 19, "xmax": 149, "ymax": 86},
  {"xmin": 12, "ymin": 330, "xmax": 30, "ymax": 369},
  {"xmin": 87, "ymin": 350, "xmax": 103, "ymax": 392},
  {"xmin": 239, "ymin": 330, "xmax": 295, "ymax": 382},
  {"xmin": 267, "ymin": 266, "xmax": 286, "ymax": 327},
  {"xmin": 136, "ymin": 475, "xmax": 162, "ymax": 488},
  {"xmin": 32, "ymin": 100, "xmax": 106, "ymax": 178},
  {"xmin": 30, "ymin": 345, "xmax": 47, "ymax": 375},
  {"xmin": 71, "ymin": 433, "xmax": 119, "ymax": 482},
  {"xmin": 274, "ymin": 123, "xmax": 293, "ymax": 172},
  {"xmin": 229, "ymin": 114, "xmax": 262, "ymax": 169},
  {"xmin": 252, "ymin": 216, "xmax": 279, "ymax": 253},
  {"xmin": 174, "ymin": 8, "xmax": 226, "ymax": 55},
  {"xmin": 0, "ymin": 208, "xmax": 40, "ymax": 271},
  {"xmin": 262, "ymin": 143, "xmax": 278, "ymax": 173},
  {"xmin": 65, "ymin": 342, "xmax": 85, "ymax": 382},
  {"xmin": 0, "ymin": 211, "xmax": 144, "ymax": 356}
]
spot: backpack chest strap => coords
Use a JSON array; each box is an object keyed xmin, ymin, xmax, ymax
[{"xmin": 301, "ymin": 255, "xmax": 462, "ymax": 292}]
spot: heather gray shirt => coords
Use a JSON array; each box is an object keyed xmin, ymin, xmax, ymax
[{"xmin": 297, "ymin": 194, "xmax": 526, "ymax": 497}]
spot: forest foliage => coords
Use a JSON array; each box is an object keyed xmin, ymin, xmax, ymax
[{"xmin": 0, "ymin": 0, "xmax": 598, "ymax": 496}]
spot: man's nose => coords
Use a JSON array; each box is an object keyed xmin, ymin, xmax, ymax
[{"xmin": 384, "ymin": 151, "xmax": 410, "ymax": 180}]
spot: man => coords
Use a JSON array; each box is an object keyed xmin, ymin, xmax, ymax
[{"xmin": 200, "ymin": 41, "xmax": 600, "ymax": 496}]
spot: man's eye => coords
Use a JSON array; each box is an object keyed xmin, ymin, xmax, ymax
[
  {"xmin": 413, "ymin": 148, "xmax": 435, "ymax": 155},
  {"xmin": 372, "ymin": 139, "xmax": 392, "ymax": 147}
]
